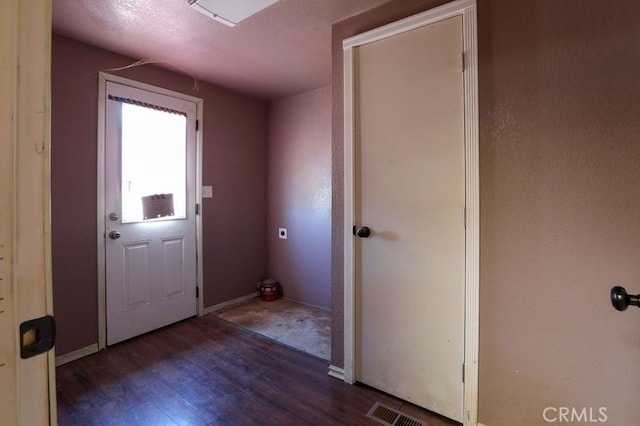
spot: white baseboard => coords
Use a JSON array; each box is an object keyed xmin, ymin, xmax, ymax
[
  {"xmin": 478, "ymin": 423, "xmax": 488, "ymax": 426},
  {"xmin": 55, "ymin": 343, "xmax": 99, "ymax": 366},
  {"xmin": 203, "ymin": 291, "xmax": 260, "ymax": 315},
  {"xmin": 328, "ymin": 365, "xmax": 345, "ymax": 380}
]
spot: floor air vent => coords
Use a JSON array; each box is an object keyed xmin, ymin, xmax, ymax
[{"xmin": 366, "ymin": 402, "xmax": 426, "ymax": 426}]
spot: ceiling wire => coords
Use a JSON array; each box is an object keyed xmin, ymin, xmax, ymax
[{"xmin": 102, "ymin": 59, "xmax": 201, "ymax": 91}]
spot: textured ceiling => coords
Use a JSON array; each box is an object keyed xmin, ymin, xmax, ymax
[{"xmin": 53, "ymin": 0, "xmax": 391, "ymax": 100}]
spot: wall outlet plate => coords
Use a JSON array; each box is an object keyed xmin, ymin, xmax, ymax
[{"xmin": 278, "ymin": 228, "xmax": 287, "ymax": 239}]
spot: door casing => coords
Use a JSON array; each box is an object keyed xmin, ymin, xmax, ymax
[
  {"xmin": 97, "ymin": 72, "xmax": 204, "ymax": 350},
  {"xmin": 0, "ymin": 0, "xmax": 56, "ymax": 424},
  {"xmin": 342, "ymin": 0, "xmax": 479, "ymax": 424}
]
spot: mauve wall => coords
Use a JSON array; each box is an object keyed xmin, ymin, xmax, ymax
[
  {"xmin": 332, "ymin": 0, "xmax": 640, "ymax": 424},
  {"xmin": 52, "ymin": 35, "xmax": 267, "ymax": 356},
  {"xmin": 267, "ymin": 87, "xmax": 331, "ymax": 309},
  {"xmin": 477, "ymin": 1, "xmax": 640, "ymax": 424}
]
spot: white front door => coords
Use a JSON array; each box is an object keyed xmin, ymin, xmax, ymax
[
  {"xmin": 104, "ymin": 81, "xmax": 198, "ymax": 345},
  {"xmin": 354, "ymin": 15, "xmax": 465, "ymax": 422}
]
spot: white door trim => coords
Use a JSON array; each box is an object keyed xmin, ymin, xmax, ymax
[
  {"xmin": 97, "ymin": 72, "xmax": 204, "ymax": 350},
  {"xmin": 342, "ymin": 0, "xmax": 479, "ymax": 424}
]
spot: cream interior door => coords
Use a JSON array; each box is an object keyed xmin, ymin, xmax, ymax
[
  {"xmin": 105, "ymin": 81, "xmax": 197, "ymax": 345},
  {"xmin": 354, "ymin": 16, "xmax": 465, "ymax": 422}
]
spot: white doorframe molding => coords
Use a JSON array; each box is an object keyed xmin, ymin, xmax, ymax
[
  {"xmin": 97, "ymin": 72, "xmax": 204, "ymax": 350},
  {"xmin": 342, "ymin": 1, "xmax": 479, "ymax": 424}
]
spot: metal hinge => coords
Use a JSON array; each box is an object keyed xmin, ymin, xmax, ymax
[
  {"xmin": 462, "ymin": 207, "xmax": 467, "ymax": 228},
  {"xmin": 195, "ymin": 203, "xmax": 200, "ymax": 215},
  {"xmin": 462, "ymin": 52, "xmax": 465, "ymax": 72},
  {"xmin": 462, "ymin": 363, "xmax": 465, "ymax": 383},
  {"xmin": 196, "ymin": 119, "xmax": 199, "ymax": 131},
  {"xmin": 196, "ymin": 287, "xmax": 199, "ymax": 298}
]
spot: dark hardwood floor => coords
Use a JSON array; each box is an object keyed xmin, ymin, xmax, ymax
[{"xmin": 56, "ymin": 315, "xmax": 459, "ymax": 426}]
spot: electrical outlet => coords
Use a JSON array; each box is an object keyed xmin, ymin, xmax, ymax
[{"xmin": 278, "ymin": 228, "xmax": 287, "ymax": 239}]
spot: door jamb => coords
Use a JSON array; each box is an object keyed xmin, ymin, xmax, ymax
[
  {"xmin": 96, "ymin": 72, "xmax": 204, "ymax": 350},
  {"xmin": 1, "ymin": 1, "xmax": 56, "ymax": 424},
  {"xmin": 342, "ymin": 0, "xmax": 479, "ymax": 424}
]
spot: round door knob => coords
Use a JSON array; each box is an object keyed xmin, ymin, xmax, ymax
[
  {"xmin": 109, "ymin": 231, "xmax": 121, "ymax": 240},
  {"xmin": 611, "ymin": 286, "xmax": 640, "ymax": 311},
  {"xmin": 356, "ymin": 226, "xmax": 371, "ymax": 238}
]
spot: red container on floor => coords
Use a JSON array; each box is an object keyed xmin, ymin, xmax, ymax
[{"xmin": 260, "ymin": 280, "xmax": 278, "ymax": 301}]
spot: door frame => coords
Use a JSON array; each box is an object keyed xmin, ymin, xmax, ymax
[
  {"xmin": 96, "ymin": 72, "xmax": 204, "ymax": 350},
  {"xmin": 342, "ymin": 0, "xmax": 479, "ymax": 424},
  {"xmin": 1, "ymin": 0, "xmax": 56, "ymax": 424}
]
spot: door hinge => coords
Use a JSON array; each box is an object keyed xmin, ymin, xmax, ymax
[
  {"xmin": 462, "ymin": 52, "xmax": 465, "ymax": 72},
  {"xmin": 462, "ymin": 363, "xmax": 465, "ymax": 383},
  {"xmin": 195, "ymin": 203, "xmax": 200, "ymax": 215},
  {"xmin": 196, "ymin": 119, "xmax": 199, "ymax": 132},
  {"xmin": 196, "ymin": 286, "xmax": 199, "ymax": 298},
  {"xmin": 462, "ymin": 207, "xmax": 467, "ymax": 228}
]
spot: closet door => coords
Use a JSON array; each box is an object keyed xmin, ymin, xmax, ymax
[{"xmin": 354, "ymin": 15, "xmax": 466, "ymax": 422}]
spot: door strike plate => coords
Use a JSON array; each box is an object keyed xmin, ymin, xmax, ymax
[{"xmin": 20, "ymin": 315, "xmax": 56, "ymax": 359}]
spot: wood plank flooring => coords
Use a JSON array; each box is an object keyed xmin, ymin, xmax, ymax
[{"xmin": 56, "ymin": 314, "xmax": 459, "ymax": 426}]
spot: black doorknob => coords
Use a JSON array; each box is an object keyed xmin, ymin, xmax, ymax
[
  {"xmin": 611, "ymin": 286, "xmax": 640, "ymax": 311},
  {"xmin": 353, "ymin": 226, "xmax": 371, "ymax": 238}
]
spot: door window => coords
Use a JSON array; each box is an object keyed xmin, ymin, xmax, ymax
[{"xmin": 118, "ymin": 101, "xmax": 187, "ymax": 223}]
